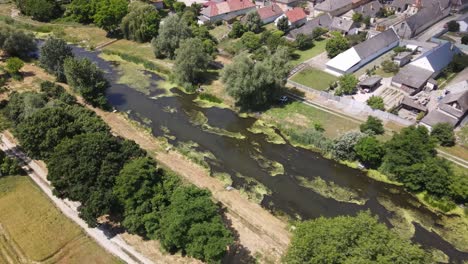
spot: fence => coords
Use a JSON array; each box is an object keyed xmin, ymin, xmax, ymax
[{"xmin": 287, "ymin": 80, "xmax": 415, "ymax": 126}]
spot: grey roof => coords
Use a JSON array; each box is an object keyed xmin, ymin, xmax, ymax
[
  {"xmin": 359, "ymin": 76, "xmax": 382, "ymax": 86},
  {"xmin": 439, "ymin": 90, "xmax": 468, "ymax": 118},
  {"xmin": 287, "ymin": 13, "xmax": 332, "ymax": 39},
  {"xmin": 330, "ymin": 17, "xmax": 356, "ymax": 32},
  {"xmin": 401, "ymin": 96, "xmax": 427, "ymax": 112},
  {"xmin": 315, "ymin": 0, "xmax": 352, "ymax": 12},
  {"xmin": 354, "ymin": 28, "xmax": 399, "ymax": 59},
  {"xmin": 353, "ymin": 1, "xmax": 383, "ymax": 17},
  {"xmin": 392, "ymin": 65, "xmax": 433, "ymax": 89},
  {"xmin": 420, "ymin": 109, "xmax": 459, "ymax": 127},
  {"xmin": 447, "ymin": 80, "xmax": 468, "ymax": 94},
  {"xmin": 394, "ymin": 51, "xmax": 412, "ymax": 60},
  {"xmin": 406, "ymin": 1, "xmax": 449, "ymax": 33},
  {"xmin": 390, "ymin": 0, "xmax": 413, "ymax": 9}
]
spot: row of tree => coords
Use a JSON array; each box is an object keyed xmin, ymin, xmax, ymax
[{"xmin": 3, "ymin": 85, "xmax": 233, "ymax": 262}]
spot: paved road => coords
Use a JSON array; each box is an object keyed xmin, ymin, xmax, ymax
[{"xmin": 0, "ymin": 134, "xmax": 154, "ymax": 264}]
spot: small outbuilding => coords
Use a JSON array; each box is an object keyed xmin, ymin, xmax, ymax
[{"xmin": 358, "ymin": 76, "xmax": 382, "ymax": 91}]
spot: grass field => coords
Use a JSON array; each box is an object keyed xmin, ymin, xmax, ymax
[
  {"xmin": 0, "ymin": 176, "xmax": 120, "ymax": 264},
  {"xmin": 291, "ymin": 39, "xmax": 328, "ymax": 66},
  {"xmin": 290, "ymin": 67, "xmax": 337, "ymax": 91},
  {"xmin": 262, "ymin": 101, "xmax": 360, "ymax": 139}
]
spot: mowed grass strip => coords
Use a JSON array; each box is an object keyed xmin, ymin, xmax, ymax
[
  {"xmin": 291, "ymin": 39, "xmax": 328, "ymax": 66},
  {"xmin": 0, "ymin": 176, "xmax": 119, "ymax": 263},
  {"xmin": 290, "ymin": 67, "xmax": 337, "ymax": 91}
]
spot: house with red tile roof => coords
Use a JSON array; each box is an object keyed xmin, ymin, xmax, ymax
[
  {"xmin": 199, "ymin": 0, "xmax": 256, "ymax": 23},
  {"xmin": 256, "ymin": 4, "xmax": 284, "ymax": 24},
  {"xmin": 275, "ymin": 7, "xmax": 307, "ymax": 28}
]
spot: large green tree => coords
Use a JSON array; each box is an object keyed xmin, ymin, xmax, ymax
[
  {"xmin": 39, "ymin": 37, "xmax": 74, "ymax": 82},
  {"xmin": 336, "ymin": 74, "xmax": 358, "ymax": 95},
  {"xmin": 284, "ymin": 211, "xmax": 432, "ymax": 263},
  {"xmin": 5, "ymin": 92, "xmax": 47, "ymax": 126},
  {"xmin": 354, "ymin": 136, "xmax": 384, "ymax": 169},
  {"xmin": 243, "ymin": 11, "xmax": 263, "ymax": 33},
  {"xmin": 366, "ymin": 95, "xmax": 385, "ymax": 110},
  {"xmin": 121, "ymin": 1, "xmax": 160, "ymax": 43},
  {"xmin": 15, "ymin": 0, "xmax": 62, "ymax": 22},
  {"xmin": 151, "ymin": 14, "xmax": 192, "ymax": 59},
  {"xmin": 93, "ymin": 0, "xmax": 129, "ymax": 33},
  {"xmin": 173, "ymin": 38, "xmax": 210, "ymax": 85},
  {"xmin": 430, "ymin": 123, "xmax": 455, "ymax": 147},
  {"xmin": 326, "ymin": 32, "xmax": 349, "ymax": 58},
  {"xmin": 65, "ymin": 0, "xmax": 99, "ymax": 23},
  {"xmin": 331, "ymin": 131, "xmax": 366, "ymax": 161},
  {"xmin": 0, "ymin": 27, "xmax": 37, "ymax": 58},
  {"xmin": 360, "ymin": 116, "xmax": 385, "ymax": 135}
]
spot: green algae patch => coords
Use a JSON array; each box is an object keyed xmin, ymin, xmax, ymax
[
  {"xmin": 236, "ymin": 173, "xmax": 272, "ymax": 204},
  {"xmin": 430, "ymin": 249, "xmax": 449, "ymax": 264},
  {"xmin": 212, "ymin": 172, "xmax": 233, "ymax": 187},
  {"xmin": 175, "ymin": 141, "xmax": 216, "ymax": 170},
  {"xmin": 251, "ymin": 153, "xmax": 284, "ymax": 176},
  {"xmin": 247, "ymin": 120, "xmax": 286, "ymax": 145},
  {"xmin": 186, "ymin": 110, "xmax": 245, "ymax": 140},
  {"xmin": 367, "ymin": 169, "xmax": 403, "ymax": 186},
  {"xmin": 297, "ymin": 176, "xmax": 367, "ymax": 205}
]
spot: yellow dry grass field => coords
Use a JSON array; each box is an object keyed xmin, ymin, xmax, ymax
[{"xmin": 0, "ymin": 176, "xmax": 120, "ymax": 264}]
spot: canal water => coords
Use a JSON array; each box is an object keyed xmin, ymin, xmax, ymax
[{"xmin": 70, "ymin": 46, "xmax": 468, "ymax": 262}]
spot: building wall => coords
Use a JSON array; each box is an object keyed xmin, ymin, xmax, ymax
[
  {"xmin": 262, "ymin": 14, "xmax": 283, "ymax": 24},
  {"xmin": 290, "ymin": 17, "xmax": 307, "ymax": 28}
]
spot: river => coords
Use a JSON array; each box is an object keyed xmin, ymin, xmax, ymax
[{"xmin": 70, "ymin": 46, "xmax": 468, "ymax": 263}]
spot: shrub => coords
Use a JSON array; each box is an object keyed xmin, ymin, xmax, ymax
[
  {"xmin": 295, "ymin": 34, "xmax": 313, "ymax": 50},
  {"xmin": 447, "ymin": 20, "xmax": 460, "ymax": 32},
  {"xmin": 360, "ymin": 116, "xmax": 385, "ymax": 135},
  {"xmin": 381, "ymin": 60, "xmax": 399, "ymax": 73},
  {"xmin": 431, "ymin": 123, "xmax": 455, "ymax": 147},
  {"xmin": 366, "ymin": 96, "xmax": 385, "ymax": 110},
  {"xmin": 198, "ymin": 93, "xmax": 223, "ymax": 104}
]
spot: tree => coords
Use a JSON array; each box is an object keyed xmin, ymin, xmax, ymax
[
  {"xmin": 336, "ymin": 74, "xmax": 358, "ymax": 95},
  {"xmin": 63, "ymin": 57, "xmax": 109, "ymax": 108},
  {"xmin": 447, "ymin": 20, "xmax": 460, "ymax": 32},
  {"xmin": 5, "ymin": 92, "xmax": 47, "ymax": 126},
  {"xmin": 243, "ymin": 11, "xmax": 263, "ymax": 33},
  {"xmin": 366, "ymin": 95, "xmax": 385, "ymax": 110},
  {"xmin": 312, "ymin": 27, "xmax": 328, "ymax": 39},
  {"xmin": 222, "ymin": 47, "xmax": 291, "ymax": 110},
  {"xmin": 0, "ymin": 27, "xmax": 37, "ymax": 58},
  {"xmin": 462, "ymin": 35, "xmax": 468, "ymax": 45},
  {"xmin": 173, "ymin": 2, "xmax": 186, "ymax": 13},
  {"xmin": 15, "ymin": 0, "xmax": 62, "ymax": 22},
  {"xmin": 121, "ymin": 2, "xmax": 160, "ymax": 43},
  {"xmin": 276, "ymin": 16, "xmax": 289, "ymax": 32},
  {"xmin": 331, "ymin": 131, "xmax": 366, "ymax": 161},
  {"xmin": 39, "ymin": 37, "xmax": 74, "ymax": 82},
  {"xmin": 93, "ymin": 0, "xmax": 129, "ymax": 33},
  {"xmin": 355, "ymin": 136, "xmax": 384, "ymax": 168},
  {"xmin": 173, "ymin": 38, "xmax": 210, "ymax": 85},
  {"xmin": 159, "ymin": 186, "xmax": 232, "ymax": 262},
  {"xmin": 65, "ymin": 0, "xmax": 98, "ymax": 23},
  {"xmin": 381, "ymin": 60, "xmax": 399, "ymax": 73},
  {"xmin": 295, "ymin": 33, "xmax": 313, "ymax": 50},
  {"xmin": 360, "ymin": 116, "xmax": 385, "ymax": 135},
  {"xmin": 5, "ymin": 57, "xmax": 24, "ymax": 78},
  {"xmin": 284, "ymin": 211, "xmax": 432, "ymax": 264},
  {"xmin": 240, "ymin": 32, "xmax": 261, "ymax": 52},
  {"xmin": 151, "ymin": 14, "xmax": 192, "ymax": 59},
  {"xmin": 352, "ymin": 12, "xmax": 363, "ymax": 22},
  {"xmin": 326, "ymin": 32, "xmax": 349, "ymax": 58},
  {"xmin": 431, "ymin": 123, "xmax": 455, "ymax": 147},
  {"xmin": 228, "ymin": 21, "xmax": 246, "ymax": 39}
]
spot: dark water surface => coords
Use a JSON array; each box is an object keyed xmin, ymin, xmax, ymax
[{"xmin": 71, "ymin": 46, "xmax": 468, "ymax": 262}]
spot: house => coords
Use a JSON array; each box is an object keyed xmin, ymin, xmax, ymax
[
  {"xmin": 314, "ymin": 0, "xmax": 353, "ymax": 16},
  {"xmin": 392, "ymin": 42, "xmax": 458, "ymax": 95},
  {"xmin": 393, "ymin": 51, "xmax": 412, "ymax": 66},
  {"xmin": 358, "ymin": 76, "xmax": 382, "ymax": 91},
  {"xmin": 400, "ymin": 96, "xmax": 428, "ymax": 113},
  {"xmin": 256, "ymin": 4, "xmax": 284, "ymax": 24},
  {"xmin": 286, "ymin": 13, "xmax": 333, "ymax": 40},
  {"xmin": 391, "ymin": 0, "xmax": 451, "ymax": 38},
  {"xmin": 420, "ymin": 81, "xmax": 468, "ymax": 129},
  {"xmin": 457, "ymin": 16, "xmax": 468, "ymax": 32},
  {"xmin": 451, "ymin": 0, "xmax": 468, "ymax": 12},
  {"xmin": 275, "ymin": 7, "xmax": 307, "ymax": 28},
  {"xmin": 389, "ymin": 0, "xmax": 414, "ymax": 13},
  {"xmin": 325, "ymin": 28, "xmax": 400, "ymax": 76},
  {"xmin": 342, "ymin": 1, "xmax": 383, "ymax": 22},
  {"xmin": 200, "ymin": 0, "xmax": 256, "ymax": 23},
  {"xmin": 329, "ymin": 17, "xmax": 358, "ymax": 35}
]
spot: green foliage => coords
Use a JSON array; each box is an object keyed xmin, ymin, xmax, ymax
[
  {"xmin": 280, "ymin": 126, "xmax": 333, "ymax": 152},
  {"xmin": 173, "ymin": 38, "xmax": 210, "ymax": 85},
  {"xmin": 381, "ymin": 60, "xmax": 399, "ymax": 73},
  {"xmin": 228, "ymin": 21, "xmax": 246, "ymax": 39},
  {"xmin": 15, "ymin": 0, "xmax": 62, "ymax": 22},
  {"xmin": 331, "ymin": 131, "xmax": 366, "ymax": 161},
  {"xmin": 5, "ymin": 57, "xmax": 24, "ymax": 78},
  {"xmin": 243, "ymin": 11, "xmax": 263, "ymax": 33},
  {"xmin": 260, "ymin": 29, "xmax": 288, "ymax": 51},
  {"xmin": 352, "ymin": 12, "xmax": 363, "ymax": 22},
  {"xmin": 0, "ymin": 151, "xmax": 25, "ymax": 177},
  {"xmin": 63, "ymin": 57, "xmax": 109, "ymax": 108},
  {"xmin": 276, "ymin": 16, "xmax": 289, "ymax": 32},
  {"xmin": 39, "ymin": 37, "xmax": 74, "ymax": 82},
  {"xmin": 295, "ymin": 33, "xmax": 313, "ymax": 50},
  {"xmin": 462, "ymin": 35, "xmax": 468, "ymax": 45},
  {"xmin": 312, "ymin": 27, "xmax": 328, "ymax": 39},
  {"xmin": 151, "ymin": 14, "xmax": 192, "ymax": 59},
  {"xmin": 346, "ymin": 31, "xmax": 367, "ymax": 46},
  {"xmin": 363, "ymin": 16, "xmax": 371, "ymax": 27},
  {"xmin": 240, "ymin": 31, "xmax": 261, "ymax": 52},
  {"xmin": 393, "ymin": 46, "xmax": 411, "ymax": 53},
  {"xmin": 92, "ymin": 0, "xmax": 129, "ymax": 33},
  {"xmin": 159, "ymin": 186, "xmax": 233, "ymax": 262},
  {"xmin": 355, "ymin": 136, "xmax": 384, "ymax": 169},
  {"xmin": 325, "ymin": 32, "xmax": 349, "ymax": 58},
  {"xmin": 65, "ymin": 0, "xmax": 99, "ymax": 23},
  {"xmin": 121, "ymin": 1, "xmax": 160, "ymax": 43},
  {"xmin": 446, "ymin": 53, "xmax": 468, "ymax": 73},
  {"xmin": 336, "ymin": 74, "xmax": 358, "ymax": 95},
  {"xmin": 360, "ymin": 116, "xmax": 385, "ymax": 135},
  {"xmin": 0, "ymin": 27, "xmax": 37, "ymax": 58},
  {"xmin": 431, "ymin": 123, "xmax": 455, "ymax": 147},
  {"xmin": 222, "ymin": 47, "xmax": 291, "ymax": 110},
  {"xmin": 199, "ymin": 93, "xmax": 223, "ymax": 104},
  {"xmin": 284, "ymin": 211, "xmax": 432, "ymax": 264},
  {"xmin": 5, "ymin": 92, "xmax": 47, "ymax": 126},
  {"xmin": 40, "ymin": 81, "xmax": 77, "ymax": 104},
  {"xmin": 449, "ymin": 169, "xmax": 468, "ymax": 204},
  {"xmin": 447, "ymin": 20, "xmax": 460, "ymax": 32},
  {"xmin": 366, "ymin": 95, "xmax": 385, "ymax": 110},
  {"xmin": 101, "ymin": 49, "xmax": 170, "ymax": 75}
]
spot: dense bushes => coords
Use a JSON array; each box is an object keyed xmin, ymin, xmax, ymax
[
  {"xmin": 15, "ymin": 0, "xmax": 62, "ymax": 22},
  {"xmin": 39, "ymin": 38, "xmax": 74, "ymax": 82},
  {"xmin": 121, "ymin": 1, "xmax": 160, "ymax": 42},
  {"xmin": 0, "ymin": 151, "xmax": 24, "ymax": 177},
  {"xmin": 0, "ymin": 27, "xmax": 37, "ymax": 58}
]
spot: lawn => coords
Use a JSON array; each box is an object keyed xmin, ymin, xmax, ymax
[
  {"xmin": 0, "ymin": 176, "xmax": 120, "ymax": 263},
  {"xmin": 209, "ymin": 24, "xmax": 230, "ymax": 41},
  {"xmin": 262, "ymin": 101, "xmax": 360, "ymax": 139},
  {"xmin": 291, "ymin": 39, "xmax": 328, "ymax": 66},
  {"xmin": 290, "ymin": 67, "xmax": 337, "ymax": 91}
]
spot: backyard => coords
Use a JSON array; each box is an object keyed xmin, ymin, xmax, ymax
[
  {"xmin": 0, "ymin": 176, "xmax": 119, "ymax": 264},
  {"xmin": 291, "ymin": 39, "xmax": 328, "ymax": 66},
  {"xmin": 290, "ymin": 67, "xmax": 337, "ymax": 91}
]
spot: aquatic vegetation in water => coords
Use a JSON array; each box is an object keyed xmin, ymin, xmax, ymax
[
  {"xmin": 175, "ymin": 141, "xmax": 216, "ymax": 170},
  {"xmin": 186, "ymin": 110, "xmax": 245, "ymax": 139},
  {"xmin": 236, "ymin": 173, "xmax": 272, "ymax": 204},
  {"xmin": 247, "ymin": 120, "xmax": 286, "ymax": 145},
  {"xmin": 296, "ymin": 176, "xmax": 367, "ymax": 205},
  {"xmin": 160, "ymin": 126, "xmax": 176, "ymax": 140},
  {"xmin": 212, "ymin": 172, "xmax": 233, "ymax": 187},
  {"xmin": 193, "ymin": 93, "xmax": 229, "ymax": 109},
  {"xmin": 250, "ymin": 152, "xmax": 284, "ymax": 176},
  {"xmin": 162, "ymin": 106, "xmax": 177, "ymax": 114},
  {"xmin": 367, "ymin": 169, "xmax": 402, "ymax": 186}
]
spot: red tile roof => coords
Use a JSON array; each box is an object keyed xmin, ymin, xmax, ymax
[
  {"xmin": 202, "ymin": 0, "xmax": 256, "ymax": 17},
  {"xmin": 285, "ymin": 7, "xmax": 306, "ymax": 23},
  {"xmin": 257, "ymin": 4, "xmax": 283, "ymax": 20}
]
